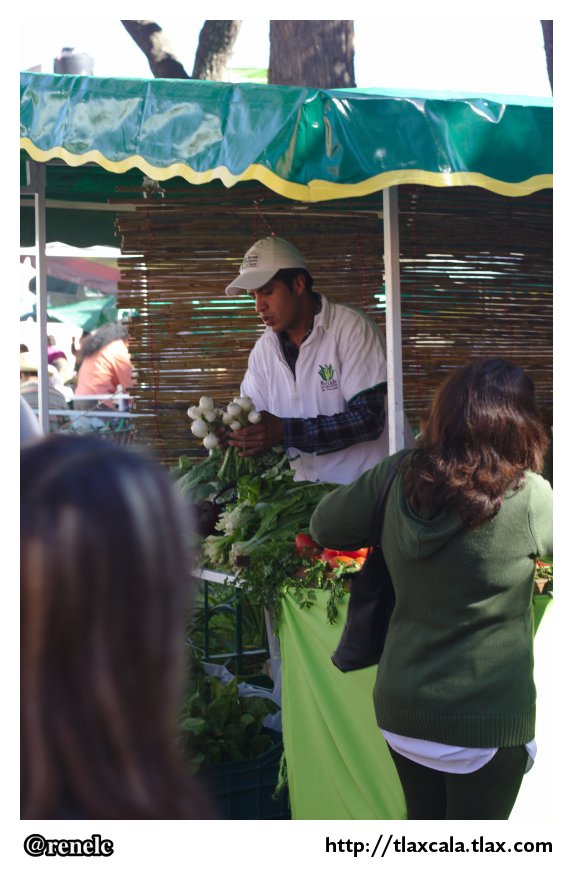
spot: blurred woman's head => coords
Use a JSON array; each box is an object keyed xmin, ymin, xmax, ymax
[
  {"xmin": 21, "ymin": 435, "xmax": 210, "ymax": 819},
  {"xmin": 407, "ymin": 359, "xmax": 549, "ymax": 527}
]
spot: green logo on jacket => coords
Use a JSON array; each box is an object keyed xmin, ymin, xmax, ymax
[
  {"xmin": 318, "ymin": 364, "xmax": 335, "ymax": 382},
  {"xmin": 318, "ymin": 363, "xmax": 339, "ymax": 392}
]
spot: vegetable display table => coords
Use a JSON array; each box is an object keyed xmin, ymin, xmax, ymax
[{"xmin": 279, "ymin": 590, "xmax": 553, "ymax": 821}]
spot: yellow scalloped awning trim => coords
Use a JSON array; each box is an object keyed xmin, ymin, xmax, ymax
[{"xmin": 21, "ymin": 138, "xmax": 553, "ymax": 203}]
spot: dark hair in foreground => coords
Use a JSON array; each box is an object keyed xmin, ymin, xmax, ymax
[
  {"xmin": 404, "ymin": 359, "xmax": 549, "ymax": 529},
  {"xmin": 21, "ymin": 435, "xmax": 214, "ymax": 820}
]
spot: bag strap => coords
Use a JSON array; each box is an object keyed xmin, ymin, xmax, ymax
[{"xmin": 368, "ymin": 454, "xmax": 406, "ymax": 547}]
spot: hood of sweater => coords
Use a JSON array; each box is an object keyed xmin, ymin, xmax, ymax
[{"xmin": 390, "ymin": 477, "xmax": 465, "ymax": 561}]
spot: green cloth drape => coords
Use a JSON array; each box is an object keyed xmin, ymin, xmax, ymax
[{"xmin": 279, "ymin": 589, "xmax": 406, "ymax": 820}]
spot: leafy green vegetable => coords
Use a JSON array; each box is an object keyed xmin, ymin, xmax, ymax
[
  {"xmin": 170, "ymin": 454, "xmax": 195, "ymax": 479},
  {"xmin": 202, "ymin": 464, "xmax": 336, "ymax": 573},
  {"xmin": 179, "ymin": 667, "xmax": 279, "ymax": 772},
  {"xmin": 173, "ymin": 446, "xmax": 351, "ymax": 625},
  {"xmin": 234, "ymin": 544, "xmax": 352, "ymax": 628},
  {"xmin": 175, "ymin": 450, "xmax": 225, "ymax": 503},
  {"xmin": 534, "ymin": 560, "xmax": 553, "ymax": 594}
]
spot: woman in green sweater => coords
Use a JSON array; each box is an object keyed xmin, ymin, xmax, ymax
[{"xmin": 310, "ymin": 359, "xmax": 552, "ymax": 820}]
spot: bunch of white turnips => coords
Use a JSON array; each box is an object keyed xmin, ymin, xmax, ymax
[{"xmin": 187, "ymin": 395, "xmax": 261, "ymax": 451}]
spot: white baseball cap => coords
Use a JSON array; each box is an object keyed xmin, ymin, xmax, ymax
[{"xmin": 225, "ymin": 236, "xmax": 309, "ymax": 296}]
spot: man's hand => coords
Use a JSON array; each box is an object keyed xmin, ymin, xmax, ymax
[{"xmin": 228, "ymin": 410, "xmax": 284, "ymax": 457}]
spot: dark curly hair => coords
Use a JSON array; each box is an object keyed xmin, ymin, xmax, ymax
[
  {"xmin": 404, "ymin": 359, "xmax": 550, "ymax": 529},
  {"xmin": 80, "ymin": 322, "xmax": 129, "ymax": 358}
]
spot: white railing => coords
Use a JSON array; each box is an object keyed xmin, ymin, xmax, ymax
[
  {"xmin": 25, "ymin": 393, "xmax": 151, "ymax": 421},
  {"xmin": 192, "ymin": 567, "xmax": 237, "ymax": 586}
]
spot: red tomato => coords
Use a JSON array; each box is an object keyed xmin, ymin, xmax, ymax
[
  {"xmin": 294, "ymin": 533, "xmax": 322, "ymax": 559},
  {"xmin": 326, "ymin": 554, "xmax": 360, "ymax": 569},
  {"xmin": 318, "ymin": 548, "xmax": 368, "ymax": 569},
  {"xmin": 338, "ymin": 547, "xmax": 370, "ymax": 559},
  {"xmin": 320, "ymin": 548, "xmax": 340, "ymax": 566}
]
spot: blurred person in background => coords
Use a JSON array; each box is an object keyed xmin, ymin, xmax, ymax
[
  {"xmin": 20, "ymin": 395, "xmax": 42, "ymax": 445},
  {"xmin": 21, "ymin": 435, "xmax": 215, "ymax": 819},
  {"xmin": 74, "ymin": 323, "xmax": 134, "ymax": 411},
  {"xmin": 66, "ymin": 329, "xmax": 89, "ymax": 394},
  {"xmin": 47, "ymin": 334, "xmax": 71, "ymax": 377},
  {"xmin": 20, "ymin": 351, "xmax": 70, "ymax": 432},
  {"xmin": 70, "ymin": 330, "xmax": 90, "ymax": 374}
]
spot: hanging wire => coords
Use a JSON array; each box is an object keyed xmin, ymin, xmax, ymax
[{"xmin": 253, "ymin": 198, "xmax": 277, "ymax": 239}]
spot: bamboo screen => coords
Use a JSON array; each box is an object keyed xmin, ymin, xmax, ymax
[
  {"xmin": 397, "ymin": 186, "xmax": 552, "ymax": 424},
  {"xmin": 113, "ymin": 181, "xmax": 552, "ymax": 466}
]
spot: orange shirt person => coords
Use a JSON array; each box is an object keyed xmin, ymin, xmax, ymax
[{"xmin": 74, "ymin": 323, "xmax": 134, "ymax": 411}]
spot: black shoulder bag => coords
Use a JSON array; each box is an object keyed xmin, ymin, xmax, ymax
[{"xmin": 331, "ymin": 459, "xmax": 403, "ymax": 673}]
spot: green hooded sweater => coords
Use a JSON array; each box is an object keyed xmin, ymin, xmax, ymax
[{"xmin": 309, "ymin": 448, "xmax": 553, "ymax": 748}]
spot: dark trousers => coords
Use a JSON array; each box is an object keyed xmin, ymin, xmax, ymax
[{"xmin": 388, "ymin": 744, "xmax": 528, "ymax": 820}]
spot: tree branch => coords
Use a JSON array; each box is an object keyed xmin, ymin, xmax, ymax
[
  {"xmin": 540, "ymin": 20, "xmax": 553, "ymax": 94},
  {"xmin": 121, "ymin": 20, "xmax": 189, "ymax": 79}
]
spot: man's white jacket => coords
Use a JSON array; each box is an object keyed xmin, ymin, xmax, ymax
[{"xmin": 241, "ymin": 294, "xmax": 414, "ymax": 484}]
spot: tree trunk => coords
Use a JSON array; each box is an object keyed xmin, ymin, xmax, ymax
[
  {"xmin": 268, "ymin": 21, "xmax": 355, "ymax": 88},
  {"xmin": 121, "ymin": 20, "xmax": 242, "ymax": 81},
  {"xmin": 540, "ymin": 20, "xmax": 553, "ymax": 94},
  {"xmin": 192, "ymin": 21, "xmax": 242, "ymax": 80},
  {"xmin": 121, "ymin": 20, "xmax": 189, "ymax": 79}
]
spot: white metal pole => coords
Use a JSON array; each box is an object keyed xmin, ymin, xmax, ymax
[
  {"xmin": 383, "ymin": 186, "xmax": 405, "ymax": 453},
  {"xmin": 26, "ymin": 161, "xmax": 50, "ymax": 434}
]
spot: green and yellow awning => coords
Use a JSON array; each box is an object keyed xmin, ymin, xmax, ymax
[{"xmin": 20, "ymin": 72, "xmax": 552, "ymax": 203}]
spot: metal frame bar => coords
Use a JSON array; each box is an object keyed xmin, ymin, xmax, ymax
[
  {"xmin": 195, "ymin": 575, "xmax": 270, "ymax": 674},
  {"xmin": 383, "ymin": 186, "xmax": 405, "ymax": 452},
  {"xmin": 24, "ymin": 161, "xmax": 49, "ymax": 434}
]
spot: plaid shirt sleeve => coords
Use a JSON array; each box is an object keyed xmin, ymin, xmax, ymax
[{"xmin": 281, "ymin": 383, "xmax": 387, "ymax": 454}]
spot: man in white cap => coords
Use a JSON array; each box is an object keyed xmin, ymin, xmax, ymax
[{"xmin": 225, "ymin": 236, "xmax": 412, "ymax": 485}]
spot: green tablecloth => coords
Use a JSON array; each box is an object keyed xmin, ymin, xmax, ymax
[
  {"xmin": 279, "ymin": 590, "xmax": 406, "ymax": 820},
  {"xmin": 279, "ymin": 590, "xmax": 552, "ymax": 820}
]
